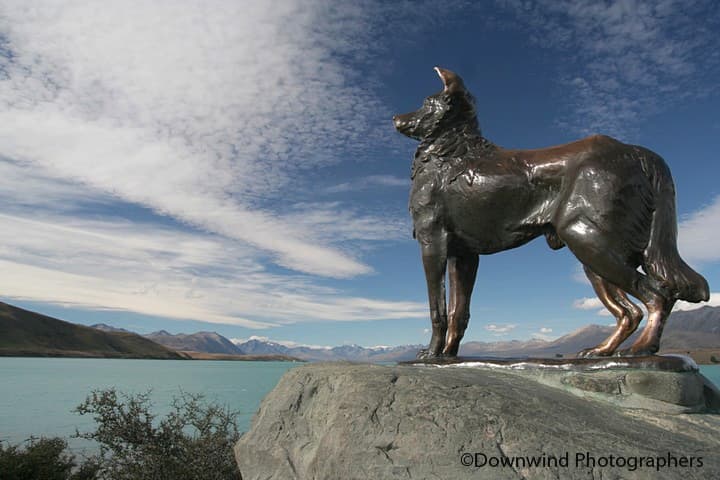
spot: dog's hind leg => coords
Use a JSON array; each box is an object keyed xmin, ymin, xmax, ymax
[
  {"xmin": 417, "ymin": 235, "xmax": 449, "ymax": 358},
  {"xmin": 620, "ymin": 296, "xmax": 675, "ymax": 356},
  {"xmin": 443, "ymin": 254, "xmax": 479, "ymax": 357},
  {"xmin": 558, "ymin": 217, "xmax": 671, "ymax": 356},
  {"xmin": 578, "ymin": 265, "xmax": 644, "ymax": 357}
]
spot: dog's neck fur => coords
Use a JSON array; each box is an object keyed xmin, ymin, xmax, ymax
[
  {"xmin": 411, "ymin": 122, "xmax": 497, "ymax": 180},
  {"xmin": 416, "ymin": 122, "xmax": 496, "ymax": 161}
]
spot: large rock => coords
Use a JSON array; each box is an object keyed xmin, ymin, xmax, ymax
[
  {"xmin": 404, "ymin": 355, "xmax": 720, "ymax": 413},
  {"xmin": 235, "ymin": 363, "xmax": 720, "ymax": 479}
]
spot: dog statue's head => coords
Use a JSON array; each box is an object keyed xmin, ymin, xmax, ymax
[{"xmin": 393, "ymin": 67, "xmax": 477, "ymax": 141}]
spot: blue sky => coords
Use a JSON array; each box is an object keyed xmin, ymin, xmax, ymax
[{"xmin": 1, "ymin": 0, "xmax": 719, "ymax": 348}]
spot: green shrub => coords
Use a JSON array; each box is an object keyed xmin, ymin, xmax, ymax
[
  {"xmin": 74, "ymin": 388, "xmax": 241, "ymax": 480},
  {"xmin": 0, "ymin": 436, "xmax": 98, "ymax": 480},
  {"xmin": 0, "ymin": 389, "xmax": 241, "ymax": 480}
]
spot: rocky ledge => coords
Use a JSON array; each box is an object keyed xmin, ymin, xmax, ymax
[
  {"xmin": 405, "ymin": 354, "xmax": 720, "ymax": 413},
  {"xmin": 235, "ymin": 362, "xmax": 720, "ymax": 479}
]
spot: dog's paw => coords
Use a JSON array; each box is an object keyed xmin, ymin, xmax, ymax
[
  {"xmin": 614, "ymin": 346, "xmax": 658, "ymax": 357},
  {"xmin": 614, "ymin": 349, "xmax": 640, "ymax": 357},
  {"xmin": 416, "ymin": 348, "xmax": 431, "ymax": 359},
  {"xmin": 576, "ymin": 347, "xmax": 613, "ymax": 358},
  {"xmin": 416, "ymin": 348, "xmax": 444, "ymax": 359}
]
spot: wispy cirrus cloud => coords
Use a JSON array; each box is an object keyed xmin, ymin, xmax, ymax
[
  {"xmin": 0, "ymin": 1, "xmax": 428, "ymax": 326},
  {"xmin": 0, "ymin": 157, "xmax": 427, "ymax": 327},
  {"xmin": 0, "ymin": 0, "xmax": 399, "ymax": 279},
  {"xmin": 499, "ymin": 0, "xmax": 720, "ymax": 136},
  {"xmin": 0, "ymin": 208, "xmax": 426, "ymax": 328},
  {"xmin": 323, "ymin": 175, "xmax": 409, "ymax": 194}
]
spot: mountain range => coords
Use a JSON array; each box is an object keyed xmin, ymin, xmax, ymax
[
  {"xmin": 234, "ymin": 338, "xmax": 420, "ymax": 362},
  {"xmin": 0, "ymin": 302, "xmax": 186, "ymax": 359},
  {"xmin": 2, "ymin": 300, "xmax": 718, "ymax": 363},
  {"xmin": 91, "ymin": 325, "xmax": 300, "ymax": 361},
  {"xmin": 125, "ymin": 306, "xmax": 720, "ymax": 363},
  {"xmin": 137, "ymin": 329, "xmax": 242, "ymax": 355},
  {"xmin": 458, "ymin": 306, "xmax": 720, "ymax": 359}
]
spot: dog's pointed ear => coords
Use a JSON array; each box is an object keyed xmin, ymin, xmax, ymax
[{"xmin": 434, "ymin": 67, "xmax": 465, "ymax": 94}]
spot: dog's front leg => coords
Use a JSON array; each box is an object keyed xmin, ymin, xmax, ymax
[
  {"xmin": 444, "ymin": 254, "xmax": 479, "ymax": 356},
  {"xmin": 418, "ymin": 236, "xmax": 448, "ymax": 358}
]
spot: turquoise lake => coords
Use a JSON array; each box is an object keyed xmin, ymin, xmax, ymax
[
  {"xmin": 0, "ymin": 358, "xmax": 298, "ymax": 449},
  {"xmin": 1, "ymin": 358, "xmax": 719, "ymax": 450}
]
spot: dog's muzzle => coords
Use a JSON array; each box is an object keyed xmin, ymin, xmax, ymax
[{"xmin": 393, "ymin": 114, "xmax": 415, "ymax": 135}]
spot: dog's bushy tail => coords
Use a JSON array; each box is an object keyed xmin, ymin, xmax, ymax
[{"xmin": 641, "ymin": 150, "xmax": 709, "ymax": 302}]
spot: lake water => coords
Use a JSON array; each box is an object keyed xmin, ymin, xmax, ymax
[
  {"xmin": 0, "ymin": 358, "xmax": 298, "ymax": 450},
  {"xmin": 1, "ymin": 358, "xmax": 719, "ymax": 451}
]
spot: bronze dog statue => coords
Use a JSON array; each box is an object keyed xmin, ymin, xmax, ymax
[{"xmin": 393, "ymin": 67, "xmax": 709, "ymax": 359}]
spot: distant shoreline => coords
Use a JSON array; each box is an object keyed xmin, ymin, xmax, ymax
[
  {"xmin": 0, "ymin": 349, "xmax": 188, "ymax": 360},
  {"xmin": 657, "ymin": 348, "xmax": 719, "ymax": 366},
  {"xmin": 0, "ymin": 349, "xmax": 304, "ymax": 362},
  {"xmin": 1, "ymin": 349, "xmax": 716, "ymax": 364},
  {"xmin": 180, "ymin": 351, "xmax": 305, "ymax": 362}
]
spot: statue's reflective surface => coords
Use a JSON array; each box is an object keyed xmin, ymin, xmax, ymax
[{"xmin": 394, "ymin": 67, "xmax": 709, "ymax": 359}]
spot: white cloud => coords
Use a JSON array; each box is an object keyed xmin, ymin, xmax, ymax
[
  {"xmin": 0, "ymin": 209, "xmax": 427, "ymax": 328},
  {"xmin": 499, "ymin": 0, "xmax": 720, "ymax": 136},
  {"xmin": 678, "ymin": 195, "xmax": 720, "ymax": 264},
  {"xmin": 485, "ymin": 323, "xmax": 516, "ymax": 335},
  {"xmin": 0, "ymin": 0, "xmax": 401, "ymax": 279},
  {"xmin": 572, "ymin": 297, "xmax": 612, "ymax": 317},
  {"xmin": 531, "ymin": 326, "xmax": 554, "ymax": 340},
  {"xmin": 0, "ymin": 1, "xmax": 433, "ymax": 326},
  {"xmin": 675, "ymin": 293, "xmax": 720, "ymax": 311},
  {"xmin": 573, "ymin": 297, "xmax": 603, "ymax": 310},
  {"xmin": 0, "ymin": 158, "xmax": 113, "ymax": 211},
  {"xmin": 574, "ymin": 292, "xmax": 719, "ymax": 316},
  {"xmin": 279, "ymin": 201, "xmax": 409, "ymax": 243},
  {"xmin": 323, "ymin": 175, "xmax": 409, "ymax": 194}
]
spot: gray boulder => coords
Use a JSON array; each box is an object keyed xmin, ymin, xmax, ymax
[{"xmin": 235, "ymin": 363, "xmax": 720, "ymax": 479}]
